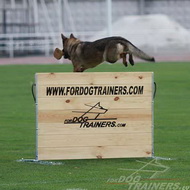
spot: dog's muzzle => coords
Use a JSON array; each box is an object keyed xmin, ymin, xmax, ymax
[{"xmin": 64, "ymin": 52, "xmax": 70, "ymax": 59}]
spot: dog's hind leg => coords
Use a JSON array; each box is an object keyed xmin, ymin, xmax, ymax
[
  {"xmin": 129, "ymin": 54, "xmax": 134, "ymax": 66},
  {"xmin": 120, "ymin": 53, "xmax": 128, "ymax": 67}
]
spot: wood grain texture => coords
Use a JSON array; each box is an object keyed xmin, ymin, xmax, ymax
[
  {"xmin": 36, "ymin": 72, "xmax": 153, "ymax": 85},
  {"xmin": 38, "ymin": 97, "xmax": 152, "ymax": 110},
  {"xmin": 38, "ymin": 120, "xmax": 152, "ymax": 135},
  {"xmin": 38, "ymin": 133, "xmax": 152, "ymax": 147},
  {"xmin": 37, "ymin": 84, "xmax": 152, "ymax": 98},
  {"xmin": 36, "ymin": 72, "xmax": 154, "ymax": 160},
  {"xmin": 38, "ymin": 109, "xmax": 152, "ymax": 123},
  {"xmin": 38, "ymin": 145, "xmax": 152, "ymax": 160}
]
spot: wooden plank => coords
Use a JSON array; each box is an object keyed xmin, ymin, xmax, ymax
[
  {"xmin": 36, "ymin": 72, "xmax": 154, "ymax": 160},
  {"xmin": 38, "ymin": 133, "xmax": 151, "ymax": 148},
  {"xmin": 38, "ymin": 145, "xmax": 152, "ymax": 160},
  {"xmin": 36, "ymin": 72, "xmax": 153, "ymax": 85},
  {"xmin": 37, "ymin": 84, "xmax": 152, "ymax": 98},
  {"xmin": 38, "ymin": 120, "xmax": 152, "ymax": 135},
  {"xmin": 38, "ymin": 109, "xmax": 152, "ymax": 123},
  {"xmin": 38, "ymin": 96, "xmax": 152, "ymax": 110}
]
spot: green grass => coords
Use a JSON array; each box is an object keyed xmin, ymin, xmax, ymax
[{"xmin": 0, "ymin": 62, "xmax": 190, "ymax": 190}]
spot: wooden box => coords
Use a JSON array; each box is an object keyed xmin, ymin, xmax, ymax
[{"xmin": 35, "ymin": 72, "xmax": 154, "ymax": 160}]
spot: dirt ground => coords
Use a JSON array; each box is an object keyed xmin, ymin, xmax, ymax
[{"xmin": 0, "ymin": 54, "xmax": 190, "ymax": 65}]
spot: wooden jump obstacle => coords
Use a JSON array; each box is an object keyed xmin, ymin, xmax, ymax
[{"xmin": 35, "ymin": 72, "xmax": 154, "ymax": 160}]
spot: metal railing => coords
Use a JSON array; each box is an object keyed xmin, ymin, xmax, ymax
[
  {"xmin": 1, "ymin": 30, "xmax": 190, "ymax": 58},
  {"xmin": 0, "ymin": 31, "xmax": 98, "ymax": 57},
  {"xmin": 0, "ymin": 31, "xmax": 102, "ymax": 58},
  {"xmin": 0, "ymin": 33, "xmax": 61, "ymax": 57}
]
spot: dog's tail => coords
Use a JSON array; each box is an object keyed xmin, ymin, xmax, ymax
[{"xmin": 127, "ymin": 42, "xmax": 155, "ymax": 62}]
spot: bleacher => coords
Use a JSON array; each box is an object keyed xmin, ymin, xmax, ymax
[{"xmin": 0, "ymin": 0, "xmax": 190, "ymax": 57}]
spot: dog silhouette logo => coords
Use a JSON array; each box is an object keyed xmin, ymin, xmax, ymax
[
  {"xmin": 64, "ymin": 102, "xmax": 127, "ymax": 128},
  {"xmin": 73, "ymin": 102, "xmax": 108, "ymax": 120}
]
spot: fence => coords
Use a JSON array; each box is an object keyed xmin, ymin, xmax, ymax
[
  {"xmin": 1, "ymin": 0, "xmax": 190, "ymax": 58},
  {"xmin": 0, "ymin": 33, "xmax": 60, "ymax": 57}
]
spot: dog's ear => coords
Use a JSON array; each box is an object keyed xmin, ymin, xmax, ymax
[
  {"xmin": 61, "ymin": 34, "xmax": 67, "ymax": 41},
  {"xmin": 70, "ymin": 33, "xmax": 75, "ymax": 39}
]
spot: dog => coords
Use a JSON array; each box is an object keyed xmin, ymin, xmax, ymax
[{"xmin": 54, "ymin": 33, "xmax": 155, "ymax": 72}]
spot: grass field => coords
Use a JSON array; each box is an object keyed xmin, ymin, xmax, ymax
[{"xmin": 0, "ymin": 62, "xmax": 190, "ymax": 190}]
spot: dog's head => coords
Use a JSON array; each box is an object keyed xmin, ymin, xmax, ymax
[{"xmin": 61, "ymin": 33, "xmax": 79, "ymax": 60}]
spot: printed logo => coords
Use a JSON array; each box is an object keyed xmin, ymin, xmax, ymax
[{"xmin": 64, "ymin": 102, "xmax": 126, "ymax": 128}]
